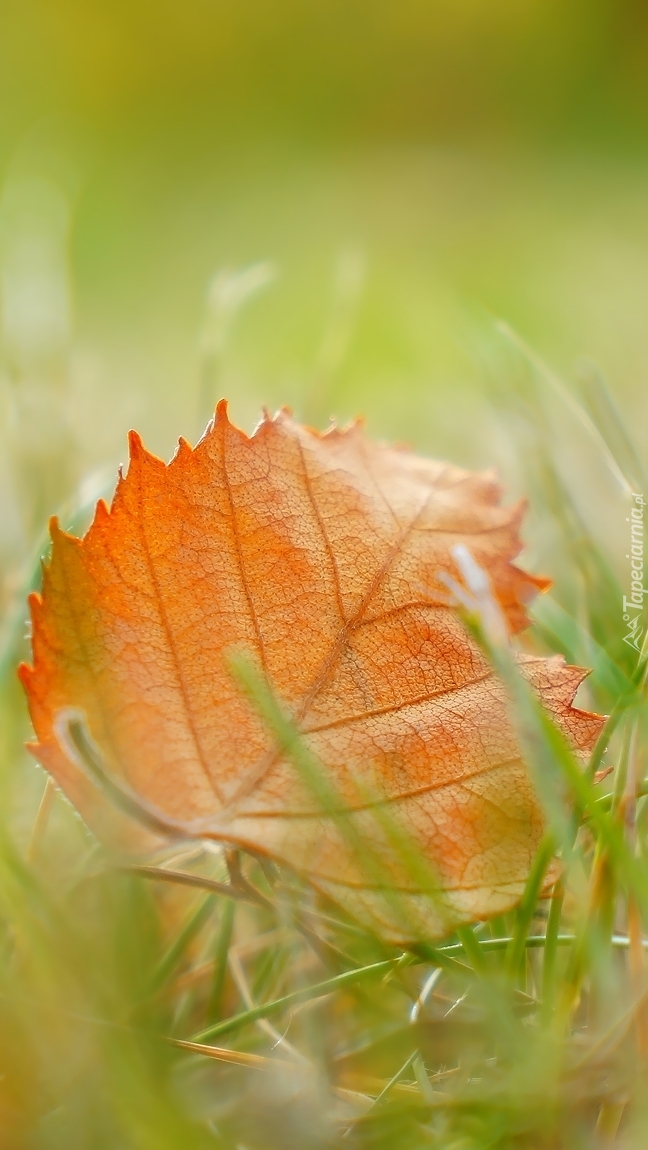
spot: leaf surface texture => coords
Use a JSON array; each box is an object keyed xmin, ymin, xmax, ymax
[{"xmin": 21, "ymin": 404, "xmax": 602, "ymax": 939}]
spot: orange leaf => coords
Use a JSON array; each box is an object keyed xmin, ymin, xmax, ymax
[{"xmin": 20, "ymin": 403, "xmax": 603, "ymax": 941}]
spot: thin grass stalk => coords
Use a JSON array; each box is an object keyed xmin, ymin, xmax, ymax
[
  {"xmin": 455, "ymin": 925, "xmax": 488, "ymax": 974},
  {"xmin": 506, "ymin": 833, "xmax": 555, "ymax": 980},
  {"xmin": 205, "ymin": 898, "xmax": 235, "ymax": 1022},
  {"xmin": 149, "ymin": 893, "xmax": 216, "ymax": 994},
  {"xmin": 541, "ymin": 878, "xmax": 564, "ymax": 1024},
  {"xmin": 26, "ymin": 775, "xmax": 57, "ymax": 864},
  {"xmin": 190, "ymin": 957, "xmax": 397, "ymax": 1044},
  {"xmin": 229, "ymin": 652, "xmax": 452, "ymax": 943}
]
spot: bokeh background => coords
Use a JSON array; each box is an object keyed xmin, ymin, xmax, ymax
[
  {"xmin": 2, "ymin": 8, "xmax": 648, "ymax": 1145},
  {"xmin": 2, "ymin": 0, "xmax": 648, "ymax": 587}
]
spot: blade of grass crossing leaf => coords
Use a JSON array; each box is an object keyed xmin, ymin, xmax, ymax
[
  {"xmin": 229, "ymin": 651, "xmax": 412, "ymax": 930},
  {"xmin": 506, "ymin": 833, "xmax": 555, "ymax": 979},
  {"xmin": 468, "ymin": 615, "xmax": 648, "ymax": 917},
  {"xmin": 463, "ymin": 615, "xmax": 574, "ymax": 854},
  {"xmin": 229, "ymin": 652, "xmax": 450, "ymax": 942},
  {"xmin": 452, "ymin": 554, "xmax": 648, "ymax": 1030},
  {"xmin": 531, "ymin": 596, "xmax": 630, "ymax": 701},
  {"xmin": 350, "ymin": 772, "xmax": 454, "ymax": 939},
  {"xmin": 537, "ymin": 709, "xmax": 648, "ymax": 911},
  {"xmin": 587, "ymin": 688, "xmax": 638, "ymax": 783}
]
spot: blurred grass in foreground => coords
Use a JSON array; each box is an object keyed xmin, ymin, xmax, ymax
[{"xmin": 0, "ymin": 256, "xmax": 648, "ymax": 1145}]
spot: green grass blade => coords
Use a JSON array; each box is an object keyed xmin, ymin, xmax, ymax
[{"xmin": 190, "ymin": 958, "xmax": 397, "ymax": 1044}]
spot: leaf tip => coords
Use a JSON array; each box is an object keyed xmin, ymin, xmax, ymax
[
  {"xmin": 94, "ymin": 499, "xmax": 110, "ymax": 526},
  {"xmin": 171, "ymin": 437, "xmax": 193, "ymax": 466},
  {"xmin": 529, "ymin": 573, "xmax": 552, "ymax": 596},
  {"xmin": 332, "ymin": 415, "xmax": 365, "ymax": 440},
  {"xmin": 24, "ymin": 739, "xmax": 48, "ymax": 770},
  {"xmin": 27, "ymin": 589, "xmax": 42, "ymax": 614},
  {"xmin": 128, "ymin": 430, "xmax": 144, "ymax": 459}
]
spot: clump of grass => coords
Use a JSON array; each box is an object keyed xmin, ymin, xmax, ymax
[{"xmin": 1, "ymin": 316, "xmax": 647, "ymax": 1149}]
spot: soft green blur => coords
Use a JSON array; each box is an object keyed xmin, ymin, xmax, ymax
[{"xmin": 2, "ymin": 5, "xmax": 648, "ymax": 1148}]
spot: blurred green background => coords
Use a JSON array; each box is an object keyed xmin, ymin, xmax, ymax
[
  {"xmin": 2, "ymin": 0, "xmax": 648, "ymax": 574},
  {"xmin": 2, "ymin": 8, "xmax": 648, "ymax": 1146}
]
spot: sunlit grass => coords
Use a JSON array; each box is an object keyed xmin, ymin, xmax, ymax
[{"xmin": 1, "ymin": 269, "xmax": 648, "ymax": 1147}]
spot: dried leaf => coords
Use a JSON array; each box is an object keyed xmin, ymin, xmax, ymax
[{"xmin": 20, "ymin": 403, "xmax": 602, "ymax": 940}]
